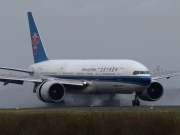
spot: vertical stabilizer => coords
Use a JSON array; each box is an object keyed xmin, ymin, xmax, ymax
[{"xmin": 27, "ymin": 12, "xmax": 48, "ymax": 63}]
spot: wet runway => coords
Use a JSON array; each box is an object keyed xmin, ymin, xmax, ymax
[
  {"xmin": 48, "ymin": 105, "xmax": 180, "ymax": 109},
  {"xmin": 2, "ymin": 105, "xmax": 180, "ymax": 110}
]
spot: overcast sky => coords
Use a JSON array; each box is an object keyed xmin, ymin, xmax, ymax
[{"xmin": 0, "ymin": 0, "xmax": 180, "ymax": 107}]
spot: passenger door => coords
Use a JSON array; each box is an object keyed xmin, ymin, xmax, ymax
[{"xmin": 96, "ymin": 67, "xmax": 101, "ymax": 80}]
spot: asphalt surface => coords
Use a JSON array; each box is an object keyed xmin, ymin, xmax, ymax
[
  {"xmin": 2, "ymin": 105, "xmax": 180, "ymax": 109},
  {"xmin": 48, "ymin": 105, "xmax": 180, "ymax": 109}
]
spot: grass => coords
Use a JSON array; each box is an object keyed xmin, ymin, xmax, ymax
[{"xmin": 0, "ymin": 108, "xmax": 180, "ymax": 135}]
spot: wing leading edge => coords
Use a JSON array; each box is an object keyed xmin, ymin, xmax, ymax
[
  {"xmin": 0, "ymin": 74, "xmax": 85, "ymax": 86},
  {"xmin": 0, "ymin": 67, "xmax": 32, "ymax": 74}
]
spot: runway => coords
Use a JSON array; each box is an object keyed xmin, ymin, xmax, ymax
[
  {"xmin": 49, "ymin": 105, "xmax": 180, "ymax": 109},
  {"xmin": 2, "ymin": 105, "xmax": 180, "ymax": 110}
]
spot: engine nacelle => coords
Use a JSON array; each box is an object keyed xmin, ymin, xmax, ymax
[
  {"xmin": 36, "ymin": 81, "xmax": 66, "ymax": 103},
  {"xmin": 138, "ymin": 81, "xmax": 163, "ymax": 101}
]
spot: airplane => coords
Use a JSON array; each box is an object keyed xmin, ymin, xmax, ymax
[{"xmin": 0, "ymin": 12, "xmax": 179, "ymax": 106}]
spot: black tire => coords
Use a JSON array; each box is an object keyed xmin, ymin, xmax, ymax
[
  {"xmin": 136, "ymin": 100, "xmax": 140, "ymax": 106},
  {"xmin": 132, "ymin": 100, "xmax": 136, "ymax": 106}
]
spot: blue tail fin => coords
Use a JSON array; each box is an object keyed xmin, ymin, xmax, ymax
[{"xmin": 27, "ymin": 12, "xmax": 48, "ymax": 63}]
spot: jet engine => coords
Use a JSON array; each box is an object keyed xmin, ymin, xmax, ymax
[
  {"xmin": 138, "ymin": 81, "xmax": 163, "ymax": 101},
  {"xmin": 36, "ymin": 81, "xmax": 66, "ymax": 103}
]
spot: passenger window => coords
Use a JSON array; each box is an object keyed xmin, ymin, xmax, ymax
[
  {"xmin": 109, "ymin": 68, "xmax": 112, "ymax": 72},
  {"xmin": 115, "ymin": 68, "xmax": 118, "ymax": 72},
  {"xmin": 112, "ymin": 67, "xmax": 115, "ymax": 72},
  {"xmin": 103, "ymin": 68, "xmax": 106, "ymax": 72}
]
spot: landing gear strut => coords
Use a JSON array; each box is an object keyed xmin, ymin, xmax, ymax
[
  {"xmin": 103, "ymin": 94, "xmax": 120, "ymax": 106},
  {"xmin": 132, "ymin": 93, "xmax": 140, "ymax": 106}
]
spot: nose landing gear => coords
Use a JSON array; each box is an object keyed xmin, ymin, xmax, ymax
[{"xmin": 132, "ymin": 93, "xmax": 140, "ymax": 106}]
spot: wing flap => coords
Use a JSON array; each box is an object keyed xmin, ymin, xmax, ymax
[{"xmin": 0, "ymin": 79, "xmax": 24, "ymax": 85}]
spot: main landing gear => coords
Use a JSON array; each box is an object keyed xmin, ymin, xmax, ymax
[
  {"xmin": 102, "ymin": 94, "xmax": 120, "ymax": 106},
  {"xmin": 132, "ymin": 93, "xmax": 140, "ymax": 106}
]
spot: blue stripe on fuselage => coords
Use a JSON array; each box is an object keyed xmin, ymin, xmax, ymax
[{"xmin": 44, "ymin": 75, "xmax": 151, "ymax": 86}]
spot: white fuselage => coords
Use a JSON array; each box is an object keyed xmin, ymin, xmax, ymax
[{"xmin": 29, "ymin": 59, "xmax": 151, "ymax": 94}]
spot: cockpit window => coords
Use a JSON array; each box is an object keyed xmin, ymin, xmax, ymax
[
  {"xmin": 133, "ymin": 71, "xmax": 139, "ymax": 75},
  {"xmin": 133, "ymin": 71, "xmax": 150, "ymax": 75},
  {"xmin": 140, "ymin": 71, "xmax": 145, "ymax": 74}
]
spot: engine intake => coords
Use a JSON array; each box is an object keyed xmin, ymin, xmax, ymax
[
  {"xmin": 138, "ymin": 81, "xmax": 163, "ymax": 101},
  {"xmin": 36, "ymin": 81, "xmax": 66, "ymax": 103}
]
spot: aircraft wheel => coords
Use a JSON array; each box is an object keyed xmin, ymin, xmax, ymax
[
  {"xmin": 136, "ymin": 100, "xmax": 140, "ymax": 106},
  {"xmin": 132, "ymin": 100, "xmax": 136, "ymax": 106},
  {"xmin": 132, "ymin": 100, "xmax": 140, "ymax": 106},
  {"xmin": 132, "ymin": 92, "xmax": 140, "ymax": 106}
]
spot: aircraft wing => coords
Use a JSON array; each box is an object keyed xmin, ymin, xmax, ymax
[
  {"xmin": 0, "ymin": 67, "xmax": 32, "ymax": 73},
  {"xmin": 151, "ymin": 70, "xmax": 180, "ymax": 80},
  {"xmin": 0, "ymin": 74, "xmax": 85, "ymax": 86}
]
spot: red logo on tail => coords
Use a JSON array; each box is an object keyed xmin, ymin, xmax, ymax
[{"xmin": 32, "ymin": 33, "xmax": 40, "ymax": 55}]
